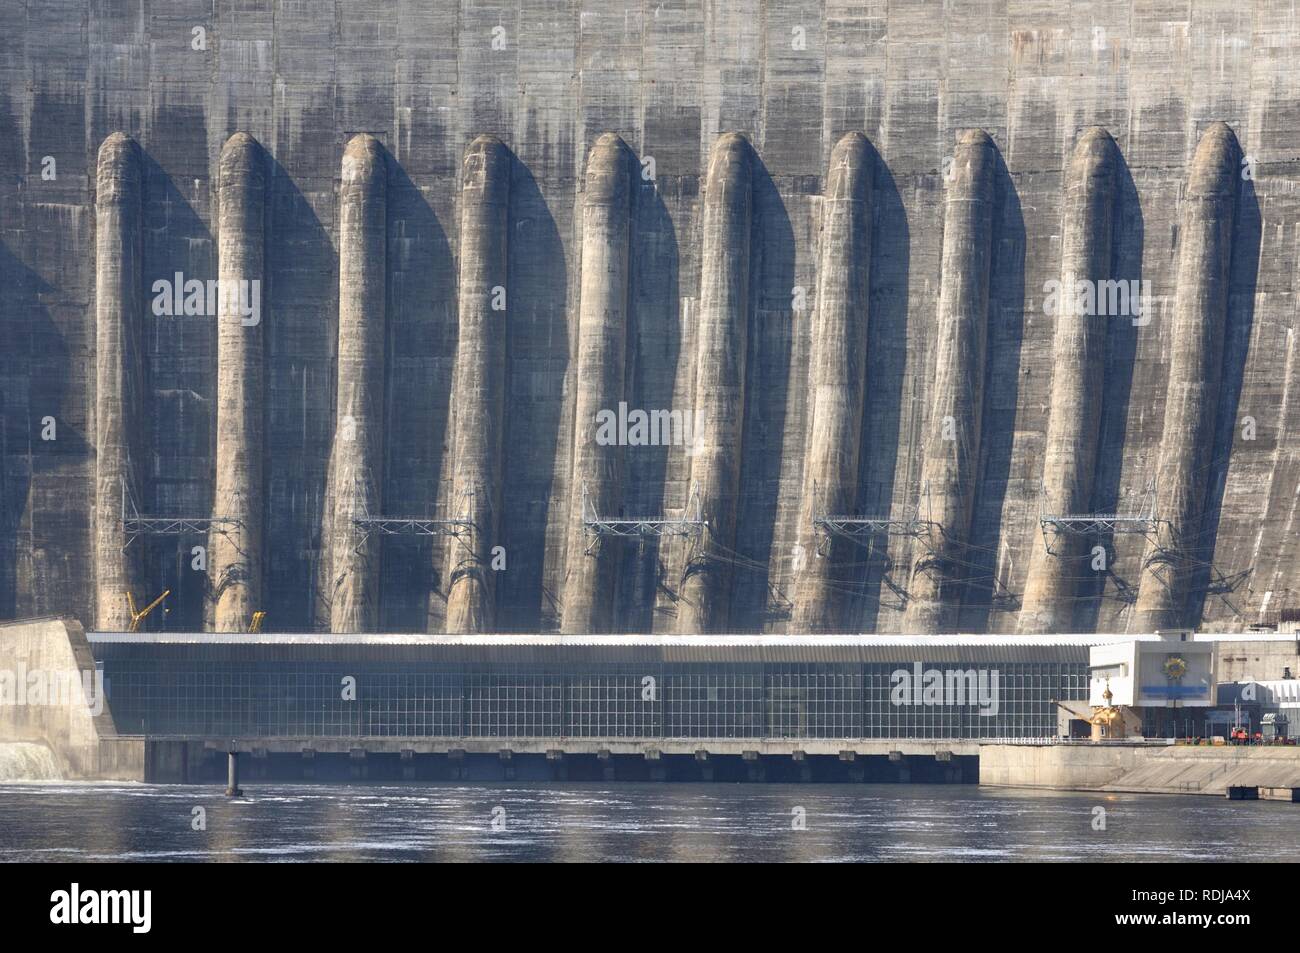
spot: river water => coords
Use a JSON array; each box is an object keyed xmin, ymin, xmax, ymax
[{"xmin": 2, "ymin": 782, "xmax": 1297, "ymax": 862}]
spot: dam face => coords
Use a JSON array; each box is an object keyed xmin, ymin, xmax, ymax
[{"xmin": 1, "ymin": 2, "xmax": 1298, "ymax": 636}]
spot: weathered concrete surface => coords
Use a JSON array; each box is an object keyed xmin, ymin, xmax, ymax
[
  {"xmin": 979, "ymin": 742, "xmax": 1142, "ymax": 790},
  {"xmin": 1133, "ymin": 123, "xmax": 1241, "ymax": 633},
  {"xmin": 92, "ymin": 133, "xmax": 145, "ymax": 632},
  {"xmin": 321, "ymin": 134, "xmax": 387, "ymax": 633},
  {"xmin": 1019, "ymin": 128, "xmax": 1118, "ymax": 634},
  {"xmin": 901, "ymin": 130, "xmax": 996, "ymax": 634},
  {"xmin": 980, "ymin": 742, "xmax": 1300, "ymax": 797},
  {"xmin": 1100, "ymin": 746, "xmax": 1300, "ymax": 795},
  {"xmin": 208, "ymin": 132, "xmax": 266, "ymax": 632},
  {"xmin": 1215, "ymin": 639, "xmax": 1300, "ymax": 682},
  {"xmin": 791, "ymin": 132, "xmax": 873, "ymax": 633},
  {"xmin": 445, "ymin": 136, "xmax": 510, "ymax": 634},
  {"xmin": 0, "ymin": 3, "xmax": 1298, "ymax": 635},
  {"xmin": 676, "ymin": 133, "xmax": 753, "ymax": 634},
  {"xmin": 561, "ymin": 134, "xmax": 632, "ymax": 634},
  {"xmin": 0, "ymin": 618, "xmax": 143, "ymax": 780}
]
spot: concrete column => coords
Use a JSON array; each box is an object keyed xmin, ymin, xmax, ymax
[
  {"xmin": 208, "ymin": 133, "xmax": 266, "ymax": 632},
  {"xmin": 561, "ymin": 134, "xmax": 632, "ymax": 635},
  {"xmin": 325, "ymin": 134, "xmax": 387, "ymax": 633},
  {"xmin": 1019, "ymin": 128, "xmax": 1117, "ymax": 634},
  {"xmin": 445, "ymin": 136, "xmax": 511, "ymax": 634},
  {"xmin": 677, "ymin": 133, "xmax": 752, "ymax": 634},
  {"xmin": 225, "ymin": 750, "xmax": 243, "ymax": 797},
  {"xmin": 1134, "ymin": 122, "xmax": 1240, "ymax": 632},
  {"xmin": 94, "ymin": 133, "xmax": 145, "ymax": 632},
  {"xmin": 901, "ymin": 130, "xmax": 996, "ymax": 634},
  {"xmin": 791, "ymin": 132, "xmax": 873, "ymax": 633}
]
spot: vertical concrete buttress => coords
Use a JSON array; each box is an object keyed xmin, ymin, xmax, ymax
[
  {"xmin": 445, "ymin": 135, "xmax": 511, "ymax": 634},
  {"xmin": 677, "ymin": 133, "xmax": 753, "ymax": 634},
  {"xmin": 1133, "ymin": 122, "xmax": 1240, "ymax": 632},
  {"xmin": 791, "ymin": 132, "xmax": 874, "ymax": 633},
  {"xmin": 94, "ymin": 133, "xmax": 146, "ymax": 631},
  {"xmin": 1019, "ymin": 128, "xmax": 1117, "ymax": 634},
  {"xmin": 208, "ymin": 132, "xmax": 266, "ymax": 631},
  {"xmin": 901, "ymin": 130, "xmax": 996, "ymax": 634},
  {"xmin": 561, "ymin": 134, "xmax": 632, "ymax": 635},
  {"xmin": 325, "ymin": 134, "xmax": 387, "ymax": 633}
]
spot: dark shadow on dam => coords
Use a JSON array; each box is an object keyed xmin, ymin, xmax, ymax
[
  {"xmin": 1080, "ymin": 150, "xmax": 1143, "ymax": 631},
  {"xmin": 139, "ymin": 150, "xmax": 206, "ymax": 632},
  {"xmin": 961, "ymin": 144, "xmax": 1025, "ymax": 633},
  {"xmin": 0, "ymin": 247, "xmax": 83, "ymax": 617},
  {"xmin": 380, "ymin": 153, "xmax": 454, "ymax": 632},
  {"xmin": 731, "ymin": 156, "xmax": 796, "ymax": 631},
  {"xmin": 498, "ymin": 151, "xmax": 566, "ymax": 631},
  {"xmin": 855, "ymin": 144, "xmax": 909, "ymax": 632},
  {"xmin": 262, "ymin": 151, "xmax": 332, "ymax": 632},
  {"xmin": 1186, "ymin": 176, "xmax": 1260, "ymax": 627},
  {"xmin": 618, "ymin": 162, "xmax": 681, "ymax": 633}
]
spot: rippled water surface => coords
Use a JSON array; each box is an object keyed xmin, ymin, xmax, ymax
[{"xmin": 1, "ymin": 782, "xmax": 1297, "ymax": 862}]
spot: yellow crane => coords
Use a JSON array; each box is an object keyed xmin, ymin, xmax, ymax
[
  {"xmin": 126, "ymin": 589, "xmax": 170, "ymax": 633},
  {"xmin": 248, "ymin": 611, "xmax": 266, "ymax": 633}
]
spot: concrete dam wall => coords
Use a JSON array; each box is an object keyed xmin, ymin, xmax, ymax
[{"xmin": 1, "ymin": 1, "xmax": 1298, "ymax": 636}]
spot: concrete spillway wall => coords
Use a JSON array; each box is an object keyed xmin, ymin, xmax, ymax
[
  {"xmin": 0, "ymin": 618, "xmax": 144, "ymax": 780},
  {"xmin": 1018, "ymin": 129, "xmax": 1118, "ymax": 634},
  {"xmin": 1133, "ymin": 123, "xmax": 1242, "ymax": 633},
  {"xmin": 901, "ymin": 130, "xmax": 997, "ymax": 634},
  {"xmin": 790, "ymin": 132, "xmax": 873, "ymax": 633},
  {"xmin": 1, "ymin": 2, "xmax": 1299, "ymax": 635},
  {"xmin": 561, "ymin": 134, "xmax": 632, "ymax": 635},
  {"xmin": 92, "ymin": 133, "xmax": 145, "ymax": 632},
  {"xmin": 208, "ymin": 132, "xmax": 267, "ymax": 632},
  {"xmin": 321, "ymin": 134, "xmax": 387, "ymax": 633},
  {"xmin": 445, "ymin": 136, "xmax": 511, "ymax": 634},
  {"xmin": 676, "ymin": 133, "xmax": 753, "ymax": 634}
]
